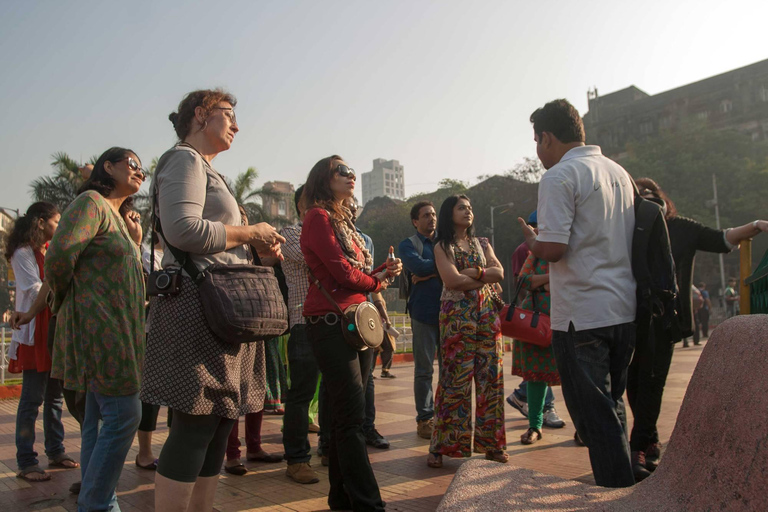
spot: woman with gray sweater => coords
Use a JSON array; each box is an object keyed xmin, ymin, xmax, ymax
[{"xmin": 141, "ymin": 89, "xmax": 284, "ymax": 512}]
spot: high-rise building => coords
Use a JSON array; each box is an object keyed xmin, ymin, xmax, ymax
[{"xmin": 361, "ymin": 158, "xmax": 405, "ymax": 206}]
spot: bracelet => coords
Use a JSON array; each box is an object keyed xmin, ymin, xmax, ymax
[
  {"xmin": 476, "ymin": 267, "xmax": 483, "ymax": 280},
  {"xmin": 480, "ymin": 268, "xmax": 486, "ymax": 280}
]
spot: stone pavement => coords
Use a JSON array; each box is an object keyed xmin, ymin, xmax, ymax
[{"xmin": 0, "ymin": 342, "xmax": 704, "ymax": 512}]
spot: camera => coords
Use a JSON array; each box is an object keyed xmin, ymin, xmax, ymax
[{"xmin": 147, "ymin": 268, "xmax": 182, "ymax": 297}]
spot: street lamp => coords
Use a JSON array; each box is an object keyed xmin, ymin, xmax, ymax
[{"xmin": 490, "ymin": 202, "xmax": 514, "ymax": 248}]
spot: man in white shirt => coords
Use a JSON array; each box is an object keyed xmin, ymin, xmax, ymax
[{"xmin": 519, "ymin": 99, "xmax": 636, "ymax": 488}]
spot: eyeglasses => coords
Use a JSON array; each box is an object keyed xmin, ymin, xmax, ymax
[
  {"xmin": 335, "ymin": 164, "xmax": 356, "ymax": 180},
  {"xmin": 214, "ymin": 107, "xmax": 237, "ymax": 124},
  {"xmin": 117, "ymin": 157, "xmax": 146, "ymax": 181}
]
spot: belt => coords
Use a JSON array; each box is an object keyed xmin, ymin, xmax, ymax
[{"xmin": 307, "ymin": 313, "xmax": 341, "ymax": 325}]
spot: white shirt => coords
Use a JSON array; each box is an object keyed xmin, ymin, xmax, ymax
[
  {"xmin": 141, "ymin": 246, "xmax": 164, "ymax": 274},
  {"xmin": 537, "ymin": 145, "xmax": 636, "ymax": 331},
  {"xmin": 9, "ymin": 246, "xmax": 43, "ymax": 359}
]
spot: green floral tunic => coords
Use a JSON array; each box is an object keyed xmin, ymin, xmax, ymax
[
  {"xmin": 46, "ymin": 191, "xmax": 145, "ymax": 396},
  {"xmin": 511, "ymin": 252, "xmax": 560, "ymax": 385}
]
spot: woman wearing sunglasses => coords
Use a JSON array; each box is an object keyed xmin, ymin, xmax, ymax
[
  {"xmin": 45, "ymin": 147, "xmax": 146, "ymax": 511},
  {"xmin": 300, "ymin": 156, "xmax": 401, "ymax": 512},
  {"xmin": 141, "ymin": 89, "xmax": 284, "ymax": 512}
]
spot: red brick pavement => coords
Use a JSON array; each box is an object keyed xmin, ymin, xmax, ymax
[{"xmin": 0, "ymin": 343, "xmax": 704, "ymax": 511}]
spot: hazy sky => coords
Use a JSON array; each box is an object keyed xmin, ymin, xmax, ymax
[{"xmin": 1, "ymin": 0, "xmax": 766, "ymax": 214}]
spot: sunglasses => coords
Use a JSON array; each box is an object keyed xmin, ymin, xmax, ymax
[
  {"xmin": 335, "ymin": 164, "xmax": 356, "ymax": 180},
  {"xmin": 214, "ymin": 107, "xmax": 237, "ymax": 124},
  {"xmin": 117, "ymin": 157, "xmax": 146, "ymax": 181}
]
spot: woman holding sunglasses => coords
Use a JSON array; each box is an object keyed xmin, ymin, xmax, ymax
[
  {"xmin": 300, "ymin": 156, "xmax": 401, "ymax": 512},
  {"xmin": 46, "ymin": 147, "xmax": 146, "ymax": 511},
  {"xmin": 141, "ymin": 89, "xmax": 284, "ymax": 512}
]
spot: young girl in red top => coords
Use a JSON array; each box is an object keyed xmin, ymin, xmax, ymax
[
  {"xmin": 6, "ymin": 202, "xmax": 79, "ymax": 481},
  {"xmin": 300, "ymin": 155, "xmax": 401, "ymax": 512}
]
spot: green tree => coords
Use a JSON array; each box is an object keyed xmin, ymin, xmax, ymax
[
  {"xmin": 505, "ymin": 156, "xmax": 546, "ymax": 183},
  {"xmin": 622, "ymin": 123, "xmax": 768, "ymax": 290},
  {"xmin": 30, "ymin": 152, "xmax": 93, "ymax": 211}
]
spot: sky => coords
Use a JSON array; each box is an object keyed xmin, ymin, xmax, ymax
[{"xmin": 1, "ymin": 0, "xmax": 766, "ymax": 214}]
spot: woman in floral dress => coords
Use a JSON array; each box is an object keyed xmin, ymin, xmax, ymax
[
  {"xmin": 428, "ymin": 195, "xmax": 506, "ymax": 468},
  {"xmin": 46, "ymin": 147, "xmax": 146, "ymax": 511},
  {"xmin": 512, "ymin": 252, "xmax": 560, "ymax": 444}
]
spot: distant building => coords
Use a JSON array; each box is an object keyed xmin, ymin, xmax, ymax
[
  {"xmin": 361, "ymin": 158, "xmax": 405, "ymax": 206},
  {"xmin": 261, "ymin": 181, "xmax": 298, "ymax": 225},
  {"xmin": 584, "ymin": 59, "xmax": 768, "ymax": 159},
  {"xmin": 0, "ymin": 209, "xmax": 14, "ymax": 237}
]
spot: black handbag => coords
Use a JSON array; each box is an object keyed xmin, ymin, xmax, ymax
[
  {"xmin": 306, "ymin": 269, "xmax": 383, "ymax": 351},
  {"xmin": 150, "ymin": 180, "xmax": 287, "ymax": 345}
]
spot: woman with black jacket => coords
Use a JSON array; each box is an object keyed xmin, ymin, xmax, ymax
[{"xmin": 627, "ymin": 177, "xmax": 767, "ymax": 482}]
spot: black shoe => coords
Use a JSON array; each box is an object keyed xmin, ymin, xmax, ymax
[
  {"xmin": 645, "ymin": 441, "xmax": 662, "ymax": 471},
  {"xmin": 364, "ymin": 429, "xmax": 390, "ymax": 449},
  {"xmin": 682, "ymin": 340, "xmax": 689, "ymax": 348},
  {"xmin": 632, "ymin": 451, "xmax": 652, "ymax": 482},
  {"xmin": 69, "ymin": 481, "xmax": 81, "ymax": 494},
  {"xmin": 574, "ymin": 431, "xmax": 586, "ymax": 447}
]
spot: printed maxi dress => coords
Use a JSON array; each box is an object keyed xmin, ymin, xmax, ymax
[
  {"xmin": 511, "ymin": 253, "xmax": 560, "ymax": 385},
  {"xmin": 430, "ymin": 237, "xmax": 506, "ymax": 457}
]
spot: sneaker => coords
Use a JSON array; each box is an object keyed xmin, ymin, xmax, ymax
[
  {"xmin": 506, "ymin": 393, "xmax": 529, "ymax": 418},
  {"xmin": 286, "ymin": 462, "xmax": 320, "ymax": 484},
  {"xmin": 631, "ymin": 451, "xmax": 652, "ymax": 482},
  {"xmin": 645, "ymin": 442, "xmax": 662, "ymax": 471},
  {"xmin": 364, "ymin": 429, "xmax": 390, "ymax": 449},
  {"xmin": 380, "ymin": 371, "xmax": 396, "ymax": 379},
  {"xmin": 542, "ymin": 408, "xmax": 566, "ymax": 428},
  {"xmin": 417, "ymin": 418, "xmax": 434, "ymax": 440}
]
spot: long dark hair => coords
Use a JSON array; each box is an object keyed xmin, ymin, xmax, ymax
[
  {"xmin": 301, "ymin": 155, "xmax": 347, "ymax": 224},
  {"xmin": 78, "ymin": 147, "xmax": 138, "ymax": 216},
  {"xmin": 4, "ymin": 202, "xmax": 59, "ymax": 262},
  {"xmin": 635, "ymin": 177, "xmax": 678, "ymax": 219},
  {"xmin": 435, "ymin": 194, "xmax": 473, "ymax": 252}
]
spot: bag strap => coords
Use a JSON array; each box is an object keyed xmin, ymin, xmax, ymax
[{"xmin": 305, "ymin": 268, "xmax": 346, "ymax": 317}]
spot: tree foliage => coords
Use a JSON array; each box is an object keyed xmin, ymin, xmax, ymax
[
  {"xmin": 505, "ymin": 157, "xmax": 546, "ymax": 183},
  {"xmin": 622, "ymin": 124, "xmax": 768, "ymax": 292}
]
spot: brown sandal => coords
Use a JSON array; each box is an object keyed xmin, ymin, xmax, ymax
[
  {"xmin": 521, "ymin": 428, "xmax": 543, "ymax": 445},
  {"xmin": 485, "ymin": 450, "xmax": 509, "ymax": 463},
  {"xmin": 427, "ymin": 452, "xmax": 443, "ymax": 468}
]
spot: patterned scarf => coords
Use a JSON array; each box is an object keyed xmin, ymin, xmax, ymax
[{"xmin": 330, "ymin": 206, "xmax": 373, "ymax": 273}]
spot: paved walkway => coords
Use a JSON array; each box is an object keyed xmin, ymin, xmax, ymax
[{"xmin": 0, "ymin": 342, "xmax": 705, "ymax": 511}]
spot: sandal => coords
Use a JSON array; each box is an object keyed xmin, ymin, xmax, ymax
[
  {"xmin": 135, "ymin": 456, "xmax": 158, "ymax": 470},
  {"xmin": 521, "ymin": 428, "xmax": 543, "ymax": 445},
  {"xmin": 224, "ymin": 463, "xmax": 248, "ymax": 476},
  {"xmin": 427, "ymin": 452, "xmax": 443, "ymax": 468},
  {"xmin": 17, "ymin": 465, "xmax": 51, "ymax": 482},
  {"xmin": 485, "ymin": 450, "xmax": 509, "ymax": 463},
  {"xmin": 48, "ymin": 454, "xmax": 79, "ymax": 469},
  {"xmin": 246, "ymin": 450, "xmax": 284, "ymax": 463}
]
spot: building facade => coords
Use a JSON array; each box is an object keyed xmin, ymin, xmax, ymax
[
  {"xmin": 361, "ymin": 158, "xmax": 405, "ymax": 206},
  {"xmin": 584, "ymin": 59, "xmax": 768, "ymax": 159},
  {"xmin": 261, "ymin": 181, "xmax": 298, "ymax": 226}
]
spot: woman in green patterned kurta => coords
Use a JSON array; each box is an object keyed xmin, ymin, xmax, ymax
[
  {"xmin": 46, "ymin": 147, "xmax": 146, "ymax": 511},
  {"xmin": 512, "ymin": 252, "xmax": 560, "ymax": 445}
]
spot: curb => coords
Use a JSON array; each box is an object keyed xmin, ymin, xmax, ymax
[{"xmin": 0, "ymin": 385, "xmax": 22, "ymax": 399}]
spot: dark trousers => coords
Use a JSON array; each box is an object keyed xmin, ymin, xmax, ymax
[
  {"xmin": 373, "ymin": 344, "xmax": 394, "ymax": 373},
  {"xmin": 699, "ymin": 308, "xmax": 710, "ymax": 338},
  {"xmin": 363, "ymin": 359, "xmax": 377, "ymax": 434},
  {"xmin": 306, "ymin": 321, "xmax": 384, "ymax": 512},
  {"xmin": 627, "ymin": 319, "xmax": 674, "ymax": 452},
  {"xmin": 552, "ymin": 322, "xmax": 636, "ymax": 488},
  {"xmin": 283, "ymin": 324, "xmax": 321, "ymax": 464},
  {"xmin": 16, "ymin": 370, "xmax": 65, "ymax": 470},
  {"xmin": 226, "ymin": 411, "xmax": 263, "ymax": 460}
]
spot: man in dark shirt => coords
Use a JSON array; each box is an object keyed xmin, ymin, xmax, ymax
[
  {"xmin": 398, "ymin": 201, "xmax": 442, "ymax": 439},
  {"xmin": 505, "ymin": 211, "xmax": 565, "ymax": 429}
]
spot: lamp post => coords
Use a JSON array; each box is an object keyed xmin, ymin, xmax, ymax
[
  {"xmin": 490, "ymin": 202, "xmax": 514, "ymax": 248},
  {"xmin": 705, "ymin": 175, "xmax": 727, "ymax": 298}
]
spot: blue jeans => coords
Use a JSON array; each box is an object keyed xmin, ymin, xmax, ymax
[
  {"xmin": 513, "ymin": 381, "xmax": 556, "ymax": 411},
  {"xmin": 552, "ymin": 322, "xmax": 636, "ymax": 488},
  {"xmin": 411, "ymin": 318, "xmax": 441, "ymax": 422},
  {"xmin": 16, "ymin": 370, "xmax": 66, "ymax": 470},
  {"xmin": 78, "ymin": 391, "xmax": 141, "ymax": 512},
  {"xmin": 283, "ymin": 324, "xmax": 321, "ymax": 464}
]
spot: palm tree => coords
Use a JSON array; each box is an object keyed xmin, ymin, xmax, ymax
[
  {"xmin": 30, "ymin": 152, "xmax": 93, "ymax": 211},
  {"xmin": 229, "ymin": 167, "xmax": 285, "ymax": 226}
]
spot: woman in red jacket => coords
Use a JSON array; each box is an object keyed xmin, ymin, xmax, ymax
[{"xmin": 300, "ymin": 155, "xmax": 401, "ymax": 512}]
